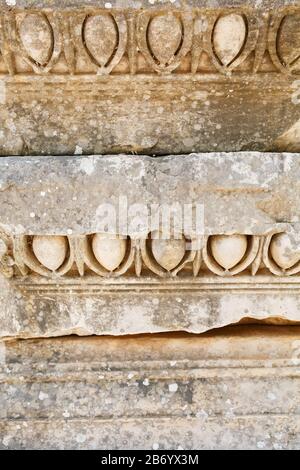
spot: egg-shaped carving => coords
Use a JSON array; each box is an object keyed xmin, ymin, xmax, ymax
[
  {"xmin": 19, "ymin": 13, "xmax": 53, "ymax": 65},
  {"xmin": 32, "ymin": 236, "xmax": 68, "ymax": 271},
  {"xmin": 277, "ymin": 14, "xmax": 300, "ymax": 67},
  {"xmin": 148, "ymin": 13, "xmax": 182, "ymax": 65},
  {"xmin": 84, "ymin": 14, "xmax": 118, "ymax": 67},
  {"xmin": 270, "ymin": 233, "xmax": 300, "ymax": 269},
  {"xmin": 213, "ymin": 13, "xmax": 246, "ymax": 66},
  {"xmin": 210, "ymin": 234, "xmax": 248, "ymax": 270},
  {"xmin": 92, "ymin": 233, "xmax": 127, "ymax": 271},
  {"xmin": 151, "ymin": 232, "xmax": 186, "ymax": 271}
]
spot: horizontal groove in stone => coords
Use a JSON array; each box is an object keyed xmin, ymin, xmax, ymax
[{"xmin": 1, "ymin": 327, "xmax": 300, "ymax": 448}]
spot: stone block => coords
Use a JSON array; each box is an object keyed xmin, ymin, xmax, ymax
[
  {"xmin": 1, "ymin": 326, "xmax": 299, "ymax": 449},
  {"xmin": 0, "ymin": 1, "xmax": 299, "ymax": 155},
  {"xmin": 1, "ymin": 153, "xmax": 300, "ymax": 338}
]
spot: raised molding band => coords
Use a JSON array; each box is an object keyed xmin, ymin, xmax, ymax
[
  {"xmin": 1, "ymin": 327, "xmax": 300, "ymax": 449},
  {"xmin": 0, "ymin": 2, "xmax": 299, "ymax": 155},
  {"xmin": 1, "ymin": 232, "xmax": 300, "ymax": 279},
  {"xmin": 0, "ymin": 5, "xmax": 299, "ymax": 76},
  {"xmin": 0, "ymin": 153, "xmax": 300, "ymax": 338}
]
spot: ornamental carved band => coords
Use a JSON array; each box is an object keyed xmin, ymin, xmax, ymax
[
  {"xmin": 1, "ymin": 2, "xmax": 300, "ymax": 450},
  {"xmin": 0, "ymin": 7, "xmax": 299, "ymax": 76},
  {"xmin": 1, "ymin": 232, "xmax": 300, "ymax": 279}
]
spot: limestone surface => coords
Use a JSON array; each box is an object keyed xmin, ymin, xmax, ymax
[
  {"xmin": 0, "ymin": 1, "xmax": 299, "ymax": 155},
  {"xmin": 0, "ymin": 153, "xmax": 300, "ymax": 339},
  {"xmin": 1, "ymin": 326, "xmax": 299, "ymax": 450},
  {"xmin": 1, "ymin": 0, "xmax": 300, "ymax": 451},
  {"xmin": 0, "ymin": 153, "xmax": 299, "ymax": 237}
]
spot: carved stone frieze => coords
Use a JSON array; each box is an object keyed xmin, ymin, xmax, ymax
[
  {"xmin": 1, "ymin": 1, "xmax": 300, "ymax": 451},
  {"xmin": 0, "ymin": 1, "xmax": 299, "ymax": 155},
  {"xmin": 1, "ymin": 152, "xmax": 300, "ymax": 339},
  {"xmin": 2, "ymin": 231, "xmax": 300, "ymax": 279},
  {"xmin": 0, "ymin": 5, "xmax": 299, "ymax": 76}
]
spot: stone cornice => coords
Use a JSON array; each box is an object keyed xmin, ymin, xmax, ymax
[
  {"xmin": 1, "ymin": 153, "xmax": 300, "ymax": 338},
  {"xmin": 0, "ymin": 4, "xmax": 299, "ymax": 76},
  {"xmin": 1, "ymin": 271, "xmax": 300, "ymax": 339},
  {"xmin": 0, "ymin": 4, "xmax": 299, "ymax": 154},
  {"xmin": 1, "ymin": 327, "xmax": 300, "ymax": 449},
  {"xmin": 1, "ymin": 232, "xmax": 300, "ymax": 279}
]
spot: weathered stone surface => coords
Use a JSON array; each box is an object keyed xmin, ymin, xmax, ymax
[
  {"xmin": 0, "ymin": 153, "xmax": 300, "ymax": 237},
  {"xmin": 151, "ymin": 233, "xmax": 186, "ymax": 271},
  {"xmin": 0, "ymin": 1, "xmax": 299, "ymax": 155},
  {"xmin": 210, "ymin": 234, "xmax": 248, "ymax": 270},
  {"xmin": 270, "ymin": 232, "xmax": 300, "ymax": 269},
  {"xmin": 1, "ymin": 326, "xmax": 300, "ymax": 449},
  {"xmin": 1, "ymin": 274, "xmax": 300, "ymax": 339},
  {"xmin": 32, "ymin": 235, "xmax": 68, "ymax": 272},
  {"xmin": 0, "ymin": 0, "xmax": 299, "ymax": 451},
  {"xmin": 0, "ymin": 1, "xmax": 297, "ymax": 8},
  {"xmin": 92, "ymin": 233, "xmax": 127, "ymax": 272},
  {"xmin": 0, "ymin": 153, "xmax": 300, "ymax": 339}
]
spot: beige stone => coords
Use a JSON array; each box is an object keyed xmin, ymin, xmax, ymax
[
  {"xmin": 18, "ymin": 13, "xmax": 53, "ymax": 66},
  {"xmin": 32, "ymin": 235, "xmax": 68, "ymax": 272},
  {"xmin": 0, "ymin": 154, "xmax": 300, "ymax": 338},
  {"xmin": 270, "ymin": 232, "xmax": 300, "ymax": 270},
  {"xmin": 0, "ymin": 1, "xmax": 299, "ymax": 155},
  {"xmin": 210, "ymin": 235, "xmax": 248, "ymax": 270},
  {"xmin": 1, "ymin": 153, "xmax": 300, "ymax": 238},
  {"xmin": 0, "ymin": 0, "xmax": 300, "ymax": 451},
  {"xmin": 92, "ymin": 233, "xmax": 127, "ymax": 271},
  {"xmin": 1, "ymin": 326, "xmax": 300, "ymax": 450},
  {"xmin": 213, "ymin": 13, "xmax": 246, "ymax": 66},
  {"xmin": 151, "ymin": 232, "xmax": 186, "ymax": 271}
]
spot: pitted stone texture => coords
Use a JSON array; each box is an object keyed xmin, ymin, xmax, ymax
[
  {"xmin": 1, "ymin": 275, "xmax": 300, "ymax": 339},
  {"xmin": 0, "ymin": 1, "xmax": 299, "ymax": 154},
  {"xmin": 0, "ymin": 153, "xmax": 300, "ymax": 237},
  {"xmin": 1, "ymin": 327, "xmax": 300, "ymax": 449},
  {"xmin": 1, "ymin": 153, "xmax": 300, "ymax": 338},
  {"xmin": 1, "ymin": 76, "xmax": 298, "ymax": 156}
]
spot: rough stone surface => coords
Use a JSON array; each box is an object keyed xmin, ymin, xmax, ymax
[
  {"xmin": 0, "ymin": 153, "xmax": 300, "ymax": 339},
  {"xmin": 0, "ymin": 153, "xmax": 300, "ymax": 237},
  {"xmin": 1, "ymin": 326, "xmax": 300, "ymax": 450},
  {"xmin": 1, "ymin": 0, "xmax": 300, "ymax": 450},
  {"xmin": 2, "ymin": 274, "xmax": 300, "ymax": 339},
  {"xmin": 0, "ymin": 1, "xmax": 299, "ymax": 155},
  {"xmin": 0, "ymin": 1, "xmax": 297, "ymax": 8}
]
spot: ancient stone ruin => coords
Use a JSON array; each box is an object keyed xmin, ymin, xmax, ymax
[{"xmin": 0, "ymin": 0, "xmax": 300, "ymax": 449}]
